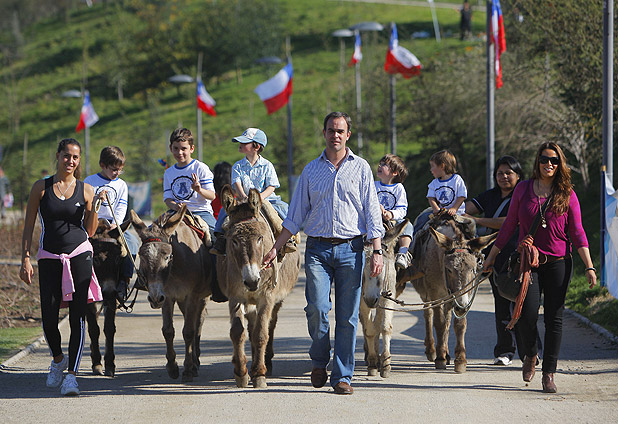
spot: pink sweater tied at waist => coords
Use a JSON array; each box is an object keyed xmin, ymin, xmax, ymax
[{"xmin": 37, "ymin": 239, "xmax": 103, "ymax": 307}]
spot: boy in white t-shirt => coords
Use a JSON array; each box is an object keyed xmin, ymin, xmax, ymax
[
  {"xmin": 85, "ymin": 146, "xmax": 140, "ymax": 300},
  {"xmin": 163, "ymin": 128, "xmax": 216, "ymax": 232},
  {"xmin": 414, "ymin": 149, "xmax": 468, "ymax": 232},
  {"xmin": 374, "ymin": 154, "xmax": 415, "ymax": 270}
]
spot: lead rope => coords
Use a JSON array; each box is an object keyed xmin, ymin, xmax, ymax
[
  {"xmin": 380, "ymin": 270, "xmax": 492, "ymax": 314},
  {"xmin": 103, "ymin": 192, "xmax": 144, "ymax": 312}
]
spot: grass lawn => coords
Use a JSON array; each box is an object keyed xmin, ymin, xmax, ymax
[{"xmin": 0, "ymin": 327, "xmax": 43, "ymax": 363}]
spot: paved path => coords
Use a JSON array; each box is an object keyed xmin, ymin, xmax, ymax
[{"xmin": 1, "ymin": 241, "xmax": 617, "ymax": 423}]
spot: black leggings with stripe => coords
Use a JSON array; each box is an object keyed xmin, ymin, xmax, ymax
[{"xmin": 39, "ymin": 252, "xmax": 91, "ymax": 373}]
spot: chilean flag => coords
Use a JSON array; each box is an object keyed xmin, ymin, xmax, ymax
[
  {"xmin": 75, "ymin": 92, "xmax": 99, "ymax": 133},
  {"xmin": 197, "ymin": 80, "xmax": 217, "ymax": 117},
  {"xmin": 384, "ymin": 23, "xmax": 421, "ymax": 79},
  {"xmin": 348, "ymin": 32, "xmax": 362, "ymax": 66},
  {"xmin": 490, "ymin": 0, "xmax": 507, "ymax": 89},
  {"xmin": 254, "ymin": 62, "xmax": 293, "ymax": 115}
]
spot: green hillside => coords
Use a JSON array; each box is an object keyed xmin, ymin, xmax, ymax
[{"xmin": 0, "ymin": 0, "xmax": 484, "ymax": 216}]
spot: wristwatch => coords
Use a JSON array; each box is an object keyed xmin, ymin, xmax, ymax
[{"xmin": 373, "ymin": 249, "xmax": 383, "ymax": 255}]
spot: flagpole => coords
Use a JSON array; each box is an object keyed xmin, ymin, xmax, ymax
[
  {"xmin": 601, "ymin": 0, "xmax": 614, "ymax": 287},
  {"xmin": 196, "ymin": 53, "xmax": 204, "ymax": 163},
  {"xmin": 486, "ymin": 1, "xmax": 495, "ymax": 190},
  {"xmin": 286, "ymin": 36, "xmax": 294, "ymax": 194},
  {"xmin": 389, "ymin": 22, "xmax": 397, "ymax": 155},
  {"xmin": 390, "ymin": 74, "xmax": 397, "ymax": 154},
  {"xmin": 428, "ymin": 0, "xmax": 441, "ymax": 42},
  {"xmin": 354, "ymin": 30, "xmax": 363, "ymax": 156}
]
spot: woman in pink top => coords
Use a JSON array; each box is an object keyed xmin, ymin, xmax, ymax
[{"xmin": 483, "ymin": 142, "xmax": 596, "ymax": 394}]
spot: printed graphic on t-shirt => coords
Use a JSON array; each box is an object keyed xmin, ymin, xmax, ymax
[
  {"xmin": 171, "ymin": 176, "xmax": 194, "ymax": 200},
  {"xmin": 94, "ymin": 185, "xmax": 118, "ymax": 208},
  {"xmin": 377, "ymin": 190, "xmax": 397, "ymax": 211},
  {"xmin": 435, "ymin": 186, "xmax": 456, "ymax": 208}
]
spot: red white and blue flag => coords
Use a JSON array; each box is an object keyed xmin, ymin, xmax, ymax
[
  {"xmin": 254, "ymin": 63, "xmax": 293, "ymax": 115},
  {"xmin": 490, "ymin": 0, "xmax": 507, "ymax": 89},
  {"xmin": 348, "ymin": 32, "xmax": 362, "ymax": 66},
  {"xmin": 75, "ymin": 92, "xmax": 99, "ymax": 133},
  {"xmin": 384, "ymin": 23, "xmax": 421, "ymax": 79},
  {"xmin": 197, "ymin": 80, "xmax": 217, "ymax": 117}
]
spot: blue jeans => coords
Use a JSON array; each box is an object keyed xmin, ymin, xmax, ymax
[
  {"xmin": 304, "ymin": 236, "xmax": 365, "ymax": 387},
  {"xmin": 120, "ymin": 231, "xmax": 140, "ymax": 280}
]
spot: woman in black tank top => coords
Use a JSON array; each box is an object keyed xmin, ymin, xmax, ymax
[{"xmin": 19, "ymin": 138, "xmax": 102, "ymax": 396}]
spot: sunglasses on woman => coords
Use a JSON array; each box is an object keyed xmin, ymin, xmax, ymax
[{"xmin": 539, "ymin": 155, "xmax": 560, "ymax": 166}]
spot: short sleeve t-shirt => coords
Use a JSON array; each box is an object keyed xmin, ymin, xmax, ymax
[
  {"xmin": 426, "ymin": 173, "xmax": 467, "ymax": 214},
  {"xmin": 163, "ymin": 159, "xmax": 214, "ymax": 213}
]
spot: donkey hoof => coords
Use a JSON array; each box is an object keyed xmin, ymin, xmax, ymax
[
  {"xmin": 104, "ymin": 367, "xmax": 116, "ymax": 377},
  {"xmin": 92, "ymin": 364, "xmax": 104, "ymax": 376},
  {"xmin": 380, "ymin": 367, "xmax": 391, "ymax": 378},
  {"xmin": 435, "ymin": 359, "xmax": 448, "ymax": 370},
  {"xmin": 454, "ymin": 361, "xmax": 467, "ymax": 373},
  {"xmin": 367, "ymin": 367, "xmax": 378, "ymax": 377},
  {"xmin": 235, "ymin": 372, "xmax": 250, "ymax": 388},
  {"xmin": 252, "ymin": 376, "xmax": 267, "ymax": 389},
  {"xmin": 425, "ymin": 351, "xmax": 437, "ymax": 362},
  {"xmin": 167, "ymin": 363, "xmax": 180, "ymax": 379},
  {"xmin": 181, "ymin": 372, "xmax": 194, "ymax": 383}
]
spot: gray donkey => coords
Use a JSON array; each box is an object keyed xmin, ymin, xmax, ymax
[
  {"xmin": 130, "ymin": 205, "xmax": 212, "ymax": 382},
  {"xmin": 216, "ymin": 186, "xmax": 301, "ymax": 388}
]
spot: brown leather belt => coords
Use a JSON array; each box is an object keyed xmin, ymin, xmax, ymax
[
  {"xmin": 539, "ymin": 253, "xmax": 568, "ymax": 264},
  {"xmin": 308, "ymin": 235, "xmax": 362, "ymax": 245}
]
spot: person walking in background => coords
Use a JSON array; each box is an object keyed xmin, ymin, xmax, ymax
[
  {"xmin": 466, "ymin": 155, "xmax": 525, "ymax": 366},
  {"xmin": 459, "ymin": 0, "xmax": 472, "ymax": 40},
  {"xmin": 483, "ymin": 142, "xmax": 596, "ymax": 393},
  {"xmin": 262, "ymin": 111, "xmax": 384, "ymax": 395},
  {"xmin": 20, "ymin": 138, "xmax": 104, "ymax": 396},
  {"xmin": 0, "ymin": 166, "xmax": 12, "ymax": 220},
  {"xmin": 211, "ymin": 161, "xmax": 232, "ymax": 220}
]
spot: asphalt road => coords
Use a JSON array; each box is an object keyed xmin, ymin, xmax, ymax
[{"xmin": 1, "ymin": 241, "xmax": 617, "ymax": 423}]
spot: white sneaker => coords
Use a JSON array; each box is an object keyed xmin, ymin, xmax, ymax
[
  {"xmin": 60, "ymin": 374, "xmax": 80, "ymax": 396},
  {"xmin": 46, "ymin": 356, "xmax": 68, "ymax": 388},
  {"xmin": 395, "ymin": 251, "xmax": 411, "ymax": 270},
  {"xmin": 493, "ymin": 356, "xmax": 513, "ymax": 366}
]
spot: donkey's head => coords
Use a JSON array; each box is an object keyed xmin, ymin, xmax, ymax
[
  {"xmin": 429, "ymin": 226, "xmax": 496, "ymax": 311},
  {"xmin": 222, "ymin": 187, "xmax": 273, "ymax": 292},
  {"xmin": 130, "ymin": 206, "xmax": 186, "ymax": 308},
  {"xmin": 362, "ymin": 220, "xmax": 409, "ymax": 308}
]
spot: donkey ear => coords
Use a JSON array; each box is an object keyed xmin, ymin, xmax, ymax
[
  {"xmin": 247, "ymin": 188, "xmax": 262, "ymax": 216},
  {"xmin": 163, "ymin": 204, "xmax": 186, "ymax": 235},
  {"xmin": 383, "ymin": 219, "xmax": 409, "ymax": 247},
  {"xmin": 130, "ymin": 210, "xmax": 147, "ymax": 236},
  {"xmin": 468, "ymin": 232, "xmax": 498, "ymax": 252},
  {"xmin": 429, "ymin": 226, "xmax": 452, "ymax": 250},
  {"xmin": 221, "ymin": 184, "xmax": 236, "ymax": 213},
  {"xmin": 108, "ymin": 219, "xmax": 132, "ymax": 239}
]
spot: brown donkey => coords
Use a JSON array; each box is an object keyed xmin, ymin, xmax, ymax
[
  {"xmin": 130, "ymin": 205, "xmax": 212, "ymax": 382},
  {"xmin": 217, "ymin": 186, "xmax": 300, "ymax": 388},
  {"xmin": 398, "ymin": 215, "xmax": 495, "ymax": 373}
]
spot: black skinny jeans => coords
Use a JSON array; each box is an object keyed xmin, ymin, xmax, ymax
[
  {"xmin": 39, "ymin": 251, "xmax": 92, "ymax": 373},
  {"xmin": 516, "ymin": 255, "xmax": 573, "ymax": 373}
]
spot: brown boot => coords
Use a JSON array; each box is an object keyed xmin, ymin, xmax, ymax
[
  {"xmin": 209, "ymin": 232, "xmax": 226, "ymax": 255},
  {"xmin": 522, "ymin": 355, "xmax": 537, "ymax": 382},
  {"xmin": 542, "ymin": 372, "xmax": 557, "ymax": 393}
]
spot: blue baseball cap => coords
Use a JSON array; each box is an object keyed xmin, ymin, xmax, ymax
[{"xmin": 232, "ymin": 128, "xmax": 267, "ymax": 147}]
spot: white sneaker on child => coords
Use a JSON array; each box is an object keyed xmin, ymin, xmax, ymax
[
  {"xmin": 395, "ymin": 251, "xmax": 411, "ymax": 270},
  {"xmin": 493, "ymin": 355, "xmax": 513, "ymax": 366},
  {"xmin": 46, "ymin": 356, "xmax": 68, "ymax": 388},
  {"xmin": 60, "ymin": 373, "xmax": 80, "ymax": 396}
]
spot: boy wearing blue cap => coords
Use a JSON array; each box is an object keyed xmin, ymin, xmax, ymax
[{"xmin": 211, "ymin": 128, "xmax": 291, "ymax": 254}]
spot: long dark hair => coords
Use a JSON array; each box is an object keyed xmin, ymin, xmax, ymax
[
  {"xmin": 531, "ymin": 142, "xmax": 572, "ymax": 215},
  {"xmin": 57, "ymin": 138, "xmax": 82, "ymax": 180},
  {"xmin": 493, "ymin": 155, "xmax": 524, "ymax": 186}
]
